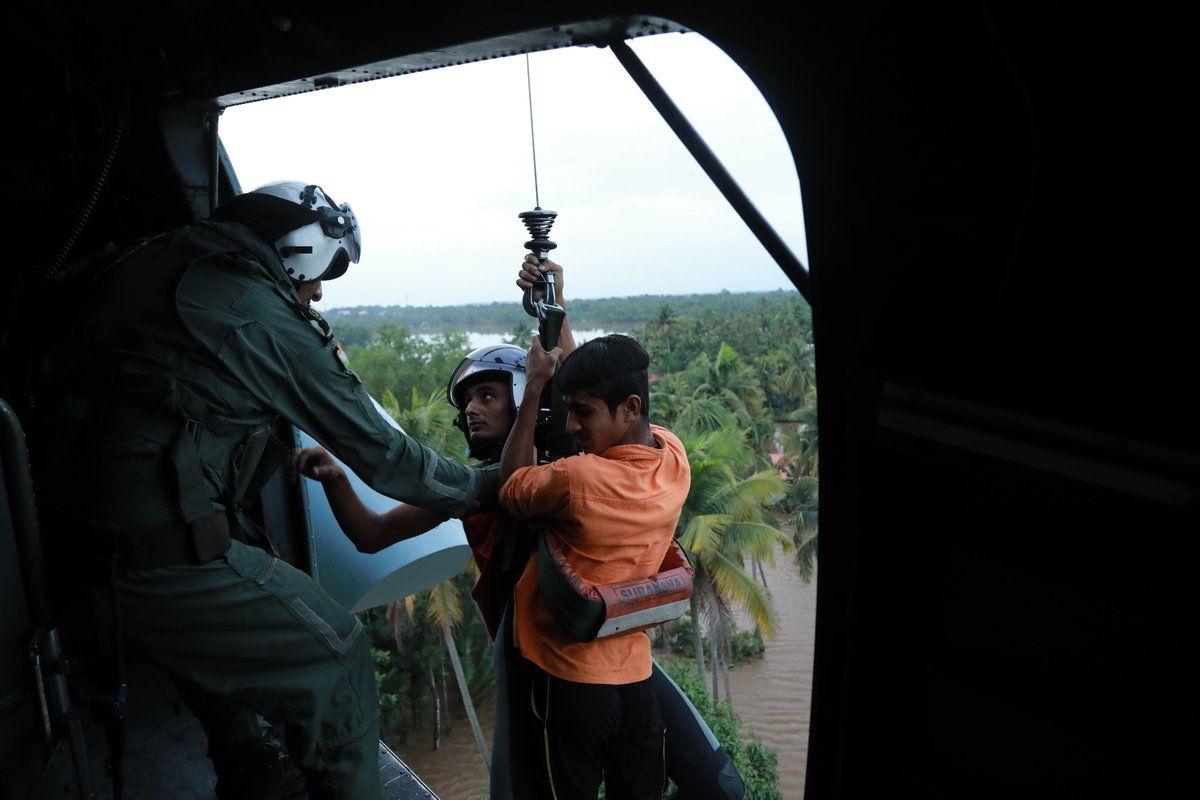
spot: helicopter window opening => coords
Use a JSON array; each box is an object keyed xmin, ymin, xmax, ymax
[
  {"xmin": 220, "ymin": 33, "xmax": 806, "ymax": 308},
  {"xmin": 221, "ymin": 31, "xmax": 814, "ymax": 799}
]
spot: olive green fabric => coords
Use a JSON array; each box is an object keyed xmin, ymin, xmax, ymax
[
  {"xmin": 35, "ymin": 218, "xmax": 497, "ymax": 797},
  {"xmin": 115, "ymin": 540, "xmax": 383, "ymax": 800},
  {"xmin": 39, "ymin": 218, "xmax": 495, "ymax": 527}
]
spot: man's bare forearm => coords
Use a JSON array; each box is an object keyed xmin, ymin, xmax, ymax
[
  {"xmin": 323, "ymin": 473, "xmax": 447, "ymax": 553},
  {"xmin": 500, "ymin": 383, "xmax": 544, "ymax": 483}
]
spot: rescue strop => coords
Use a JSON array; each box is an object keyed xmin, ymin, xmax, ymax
[
  {"xmin": 515, "ymin": 85, "xmax": 693, "ymax": 644},
  {"xmin": 537, "ymin": 529, "xmax": 694, "ymax": 643}
]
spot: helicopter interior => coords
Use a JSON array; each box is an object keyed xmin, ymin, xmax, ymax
[{"xmin": 4, "ymin": 2, "xmax": 1197, "ymax": 798}]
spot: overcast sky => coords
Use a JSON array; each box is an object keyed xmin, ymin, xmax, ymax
[{"xmin": 220, "ymin": 33, "xmax": 806, "ymax": 310}]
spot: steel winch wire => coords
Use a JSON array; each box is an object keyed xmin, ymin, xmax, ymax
[{"xmin": 525, "ymin": 54, "xmax": 541, "ymax": 209}]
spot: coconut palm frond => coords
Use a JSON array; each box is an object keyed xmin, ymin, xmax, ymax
[
  {"xmin": 679, "ymin": 514, "xmax": 729, "ymax": 554},
  {"xmin": 379, "ymin": 388, "xmax": 402, "ymax": 420},
  {"xmin": 425, "ymin": 580, "xmax": 463, "ymax": 629},
  {"xmin": 721, "ymin": 521, "xmax": 790, "ymax": 561},
  {"xmin": 705, "ymin": 549, "xmax": 775, "ymax": 637},
  {"xmin": 706, "ymin": 472, "xmax": 787, "ymax": 520},
  {"xmin": 795, "ymin": 528, "xmax": 819, "ymax": 583},
  {"xmin": 677, "ymin": 396, "xmax": 739, "ymax": 434}
]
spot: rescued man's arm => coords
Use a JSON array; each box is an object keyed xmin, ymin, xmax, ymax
[
  {"xmin": 292, "ymin": 447, "xmax": 449, "ymax": 553},
  {"xmin": 499, "ymin": 335, "xmax": 576, "ymax": 519}
]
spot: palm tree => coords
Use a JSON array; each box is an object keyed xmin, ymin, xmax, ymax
[
  {"xmin": 381, "ymin": 388, "xmax": 463, "ymax": 459},
  {"xmin": 675, "ymin": 420, "xmax": 790, "ymax": 704},
  {"xmin": 649, "ymin": 372, "xmax": 688, "ymax": 428},
  {"xmin": 682, "ymin": 344, "xmax": 773, "ymax": 453},
  {"xmin": 685, "ymin": 344, "xmax": 765, "ymax": 414},
  {"xmin": 767, "ymin": 338, "xmax": 816, "ymax": 415},
  {"xmin": 425, "ymin": 579, "xmax": 491, "ymax": 771},
  {"xmin": 782, "ymin": 388, "xmax": 819, "ymax": 582},
  {"xmin": 780, "ymin": 389, "xmax": 819, "ymax": 478}
]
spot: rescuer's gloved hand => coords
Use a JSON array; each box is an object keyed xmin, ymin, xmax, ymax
[
  {"xmin": 291, "ymin": 447, "xmax": 345, "ymax": 484},
  {"xmin": 516, "ymin": 253, "xmax": 564, "ymax": 304}
]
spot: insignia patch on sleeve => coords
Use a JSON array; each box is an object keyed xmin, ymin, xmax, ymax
[{"xmin": 335, "ymin": 343, "xmax": 350, "ymax": 369}]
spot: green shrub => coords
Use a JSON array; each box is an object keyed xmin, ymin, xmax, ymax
[
  {"xmin": 661, "ymin": 616, "xmax": 764, "ymax": 667},
  {"xmin": 661, "ymin": 659, "xmax": 781, "ymax": 800}
]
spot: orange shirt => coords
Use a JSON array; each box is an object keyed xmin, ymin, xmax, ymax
[{"xmin": 499, "ymin": 424, "xmax": 690, "ymax": 684}]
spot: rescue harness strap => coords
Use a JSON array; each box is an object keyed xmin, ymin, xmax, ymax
[
  {"xmin": 538, "ymin": 530, "xmax": 694, "ymax": 643},
  {"xmin": 81, "ymin": 512, "xmax": 232, "ymax": 572}
]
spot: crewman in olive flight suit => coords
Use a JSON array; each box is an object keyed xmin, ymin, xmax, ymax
[{"xmin": 35, "ymin": 181, "xmax": 496, "ymax": 799}]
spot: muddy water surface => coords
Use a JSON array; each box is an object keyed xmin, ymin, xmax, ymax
[{"xmin": 726, "ymin": 548, "xmax": 816, "ymax": 798}]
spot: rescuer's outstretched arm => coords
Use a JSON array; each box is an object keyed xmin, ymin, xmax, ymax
[
  {"xmin": 292, "ymin": 446, "xmax": 449, "ymax": 554},
  {"xmin": 177, "ymin": 257, "xmax": 498, "ymax": 517}
]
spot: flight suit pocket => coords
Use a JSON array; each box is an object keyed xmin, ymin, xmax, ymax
[
  {"xmin": 224, "ymin": 540, "xmax": 363, "ymax": 660},
  {"xmin": 272, "ymin": 569, "xmax": 363, "ymax": 661},
  {"xmin": 287, "ymin": 596, "xmax": 363, "ymax": 659}
]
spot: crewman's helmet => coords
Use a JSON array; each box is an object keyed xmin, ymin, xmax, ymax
[
  {"xmin": 251, "ymin": 181, "xmax": 361, "ymax": 284},
  {"xmin": 446, "ymin": 344, "xmax": 528, "ymax": 440}
]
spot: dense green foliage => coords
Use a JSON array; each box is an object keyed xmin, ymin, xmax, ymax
[
  {"xmin": 344, "ymin": 327, "xmax": 471, "ymax": 421},
  {"xmin": 366, "ymin": 570, "xmax": 494, "ymax": 745},
  {"xmin": 661, "ymin": 659, "xmax": 782, "ymax": 800},
  {"xmin": 339, "ymin": 289, "xmax": 817, "ymax": 787},
  {"xmin": 662, "ymin": 616, "xmax": 765, "ymax": 664}
]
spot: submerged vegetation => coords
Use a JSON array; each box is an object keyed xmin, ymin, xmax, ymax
[{"xmin": 340, "ymin": 289, "xmax": 815, "ymax": 796}]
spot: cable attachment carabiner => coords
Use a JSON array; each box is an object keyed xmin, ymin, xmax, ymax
[{"xmin": 520, "ymin": 207, "xmax": 559, "ymax": 317}]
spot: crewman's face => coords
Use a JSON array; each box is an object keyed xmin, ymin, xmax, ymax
[
  {"xmin": 565, "ymin": 393, "xmax": 640, "ymax": 454},
  {"xmin": 296, "ymin": 280, "xmax": 323, "ymax": 307},
  {"xmin": 463, "ymin": 380, "xmax": 513, "ymax": 442}
]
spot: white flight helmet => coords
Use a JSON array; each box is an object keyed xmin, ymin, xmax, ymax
[{"xmin": 251, "ymin": 181, "xmax": 362, "ymax": 283}]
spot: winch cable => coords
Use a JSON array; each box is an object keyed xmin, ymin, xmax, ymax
[
  {"xmin": 518, "ymin": 54, "xmax": 575, "ymax": 461},
  {"xmin": 526, "ymin": 54, "xmax": 542, "ymax": 210}
]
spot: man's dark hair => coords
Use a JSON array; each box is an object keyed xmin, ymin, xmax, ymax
[{"xmin": 558, "ymin": 334, "xmax": 651, "ymax": 418}]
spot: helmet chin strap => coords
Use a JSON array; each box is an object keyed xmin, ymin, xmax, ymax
[{"xmin": 466, "ymin": 435, "xmax": 505, "ymax": 464}]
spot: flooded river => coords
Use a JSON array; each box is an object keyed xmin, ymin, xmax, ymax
[
  {"xmin": 398, "ymin": 544, "xmax": 816, "ymax": 799},
  {"xmin": 726, "ymin": 546, "xmax": 816, "ymax": 798}
]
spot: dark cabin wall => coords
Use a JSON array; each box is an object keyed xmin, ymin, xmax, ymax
[
  {"xmin": 5, "ymin": 2, "xmax": 1197, "ymax": 797},
  {"xmin": 777, "ymin": 4, "xmax": 1198, "ymax": 798}
]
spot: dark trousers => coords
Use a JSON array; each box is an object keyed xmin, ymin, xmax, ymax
[
  {"xmin": 530, "ymin": 667, "xmax": 665, "ymax": 800},
  {"xmin": 107, "ymin": 540, "xmax": 382, "ymax": 799}
]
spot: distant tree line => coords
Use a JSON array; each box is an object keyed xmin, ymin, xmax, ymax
[{"xmin": 325, "ymin": 289, "xmax": 804, "ymax": 348}]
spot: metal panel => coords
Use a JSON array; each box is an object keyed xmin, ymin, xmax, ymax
[
  {"xmin": 380, "ymin": 741, "xmax": 440, "ymax": 800},
  {"xmin": 215, "ymin": 17, "xmax": 688, "ymax": 108},
  {"xmin": 294, "ymin": 398, "xmax": 471, "ymax": 612}
]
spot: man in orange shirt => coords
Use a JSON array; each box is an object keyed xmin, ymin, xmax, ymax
[{"xmin": 499, "ymin": 334, "xmax": 690, "ymax": 800}]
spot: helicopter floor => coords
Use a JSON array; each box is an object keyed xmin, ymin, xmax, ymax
[{"xmin": 29, "ymin": 660, "xmax": 436, "ymax": 800}]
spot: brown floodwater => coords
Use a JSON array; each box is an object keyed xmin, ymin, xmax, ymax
[
  {"xmin": 725, "ymin": 546, "xmax": 816, "ymax": 799},
  {"xmin": 398, "ymin": 545, "xmax": 816, "ymax": 799}
]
